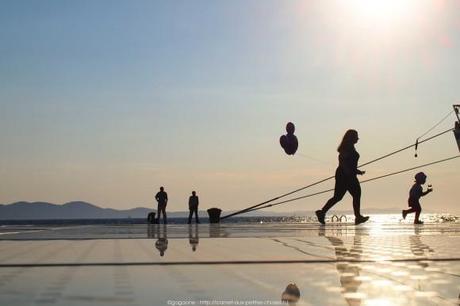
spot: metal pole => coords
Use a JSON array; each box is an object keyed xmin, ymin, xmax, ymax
[{"xmin": 454, "ymin": 104, "xmax": 460, "ymax": 122}]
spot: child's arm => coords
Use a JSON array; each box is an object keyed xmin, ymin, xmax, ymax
[{"xmin": 421, "ymin": 188, "xmax": 433, "ymax": 196}]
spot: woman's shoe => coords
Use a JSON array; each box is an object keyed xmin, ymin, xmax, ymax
[
  {"xmin": 355, "ymin": 215, "xmax": 369, "ymax": 225},
  {"xmin": 315, "ymin": 210, "xmax": 325, "ymax": 225}
]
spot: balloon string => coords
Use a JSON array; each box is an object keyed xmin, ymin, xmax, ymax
[{"xmin": 296, "ymin": 152, "xmax": 329, "ymax": 164}]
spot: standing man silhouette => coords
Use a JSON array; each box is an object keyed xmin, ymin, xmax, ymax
[
  {"xmin": 188, "ymin": 191, "xmax": 200, "ymax": 224},
  {"xmin": 155, "ymin": 186, "xmax": 168, "ymax": 224}
]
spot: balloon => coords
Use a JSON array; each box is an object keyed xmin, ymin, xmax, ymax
[{"xmin": 280, "ymin": 122, "xmax": 298, "ymax": 155}]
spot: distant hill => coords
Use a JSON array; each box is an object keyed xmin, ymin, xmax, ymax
[
  {"xmin": 0, "ymin": 201, "xmax": 158, "ymax": 220},
  {"xmin": 0, "ymin": 201, "xmax": 271, "ymax": 220},
  {"xmin": 0, "ymin": 201, "xmax": 408, "ymax": 220}
]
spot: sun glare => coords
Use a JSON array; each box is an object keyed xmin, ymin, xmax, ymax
[{"xmin": 348, "ymin": 0, "xmax": 415, "ymax": 29}]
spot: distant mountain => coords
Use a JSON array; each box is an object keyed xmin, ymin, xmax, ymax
[
  {"xmin": 0, "ymin": 201, "xmax": 257, "ymax": 220},
  {"xmin": 0, "ymin": 201, "xmax": 411, "ymax": 220},
  {"xmin": 0, "ymin": 201, "xmax": 156, "ymax": 220}
]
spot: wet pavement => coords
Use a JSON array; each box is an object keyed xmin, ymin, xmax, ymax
[{"xmin": 0, "ymin": 222, "xmax": 459, "ymax": 305}]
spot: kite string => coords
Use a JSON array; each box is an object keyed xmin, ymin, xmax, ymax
[
  {"xmin": 244, "ymin": 154, "xmax": 460, "ymax": 213},
  {"xmin": 417, "ymin": 109, "xmax": 454, "ymax": 140},
  {"xmin": 221, "ymin": 175, "xmax": 335, "ymax": 220},
  {"xmin": 359, "ymin": 127, "xmax": 453, "ymax": 168},
  {"xmin": 221, "ymin": 127, "xmax": 454, "ymax": 220},
  {"xmin": 414, "ymin": 109, "xmax": 455, "ymax": 157}
]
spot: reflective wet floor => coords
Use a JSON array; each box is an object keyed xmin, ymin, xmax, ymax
[{"xmin": 0, "ymin": 223, "xmax": 459, "ymax": 305}]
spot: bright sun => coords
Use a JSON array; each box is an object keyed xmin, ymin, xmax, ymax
[{"xmin": 348, "ymin": 0, "xmax": 414, "ymax": 28}]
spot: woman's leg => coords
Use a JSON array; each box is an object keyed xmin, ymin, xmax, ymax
[
  {"xmin": 322, "ymin": 179, "xmax": 347, "ymax": 213},
  {"xmin": 316, "ymin": 170, "xmax": 346, "ymax": 224},
  {"xmin": 348, "ymin": 178, "xmax": 362, "ymax": 218}
]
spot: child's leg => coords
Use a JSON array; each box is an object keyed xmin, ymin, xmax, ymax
[
  {"xmin": 403, "ymin": 207, "xmax": 418, "ymax": 219},
  {"xmin": 414, "ymin": 208, "xmax": 421, "ymax": 222},
  {"xmin": 404, "ymin": 208, "xmax": 416, "ymax": 214}
]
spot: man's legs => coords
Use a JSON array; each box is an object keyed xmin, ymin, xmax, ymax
[
  {"xmin": 188, "ymin": 210, "xmax": 193, "ymax": 224},
  {"xmin": 157, "ymin": 204, "xmax": 167, "ymax": 224},
  {"xmin": 162, "ymin": 206, "xmax": 167, "ymax": 224},
  {"xmin": 194, "ymin": 207, "xmax": 200, "ymax": 223},
  {"xmin": 157, "ymin": 204, "xmax": 161, "ymax": 223}
]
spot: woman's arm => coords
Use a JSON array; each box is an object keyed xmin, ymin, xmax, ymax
[{"xmin": 340, "ymin": 151, "xmax": 365, "ymax": 175}]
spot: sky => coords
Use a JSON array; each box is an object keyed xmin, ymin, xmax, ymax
[{"xmin": 1, "ymin": 0, "xmax": 459, "ymax": 214}]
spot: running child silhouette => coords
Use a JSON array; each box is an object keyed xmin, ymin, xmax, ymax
[{"xmin": 402, "ymin": 172, "xmax": 433, "ymax": 224}]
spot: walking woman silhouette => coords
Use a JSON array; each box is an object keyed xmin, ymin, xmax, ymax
[{"xmin": 316, "ymin": 129, "xmax": 369, "ymax": 225}]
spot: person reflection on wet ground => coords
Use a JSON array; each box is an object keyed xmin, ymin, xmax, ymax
[
  {"xmin": 154, "ymin": 224, "xmax": 168, "ymax": 257},
  {"xmin": 147, "ymin": 223, "xmax": 156, "ymax": 239},
  {"xmin": 281, "ymin": 283, "xmax": 300, "ymax": 306},
  {"xmin": 410, "ymin": 227, "xmax": 434, "ymax": 268},
  {"xmin": 209, "ymin": 224, "xmax": 229, "ymax": 238},
  {"xmin": 188, "ymin": 224, "xmax": 199, "ymax": 252},
  {"xmin": 321, "ymin": 228, "xmax": 363, "ymax": 306}
]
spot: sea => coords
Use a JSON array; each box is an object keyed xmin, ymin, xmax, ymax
[{"xmin": 0, "ymin": 213, "xmax": 457, "ymax": 226}]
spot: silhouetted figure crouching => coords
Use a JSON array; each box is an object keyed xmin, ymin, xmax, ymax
[{"xmin": 316, "ymin": 130, "xmax": 369, "ymax": 225}]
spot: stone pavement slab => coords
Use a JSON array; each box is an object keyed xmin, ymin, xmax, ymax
[{"xmin": 0, "ymin": 223, "xmax": 459, "ymax": 305}]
